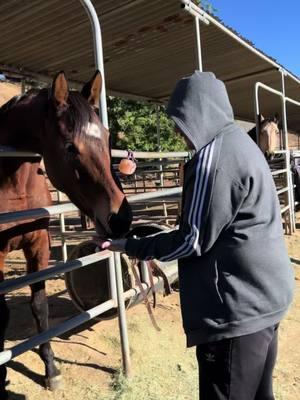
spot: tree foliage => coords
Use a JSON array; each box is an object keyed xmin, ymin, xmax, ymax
[
  {"xmin": 107, "ymin": 97, "xmax": 187, "ymax": 152},
  {"xmin": 194, "ymin": 0, "xmax": 217, "ymax": 14}
]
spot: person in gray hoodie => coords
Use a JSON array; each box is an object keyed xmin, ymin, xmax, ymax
[{"xmin": 100, "ymin": 71, "xmax": 294, "ymax": 400}]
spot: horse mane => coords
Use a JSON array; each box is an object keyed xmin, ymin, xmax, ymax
[
  {"xmin": 64, "ymin": 91, "xmax": 95, "ymax": 141},
  {"xmin": 0, "ymin": 88, "xmax": 96, "ymax": 143}
]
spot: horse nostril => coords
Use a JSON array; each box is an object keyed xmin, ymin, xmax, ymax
[{"xmin": 108, "ymin": 212, "xmax": 132, "ymax": 238}]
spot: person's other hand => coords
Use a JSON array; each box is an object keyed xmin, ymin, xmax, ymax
[{"xmin": 98, "ymin": 238, "xmax": 127, "ymax": 253}]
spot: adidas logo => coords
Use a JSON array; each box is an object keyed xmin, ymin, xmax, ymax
[{"xmin": 205, "ymin": 353, "xmax": 215, "ymax": 362}]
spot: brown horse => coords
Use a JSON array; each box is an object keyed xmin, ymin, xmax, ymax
[
  {"xmin": 248, "ymin": 113, "xmax": 280, "ymax": 159},
  {"xmin": 0, "ymin": 71, "xmax": 132, "ymax": 398}
]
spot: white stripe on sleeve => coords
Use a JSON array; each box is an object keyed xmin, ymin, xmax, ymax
[{"xmin": 159, "ymin": 139, "xmax": 215, "ymax": 261}]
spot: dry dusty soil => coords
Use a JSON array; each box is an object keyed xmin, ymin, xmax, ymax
[{"xmin": 3, "ymin": 216, "xmax": 300, "ymax": 400}]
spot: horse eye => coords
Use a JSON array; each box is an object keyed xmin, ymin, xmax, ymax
[{"xmin": 65, "ymin": 143, "xmax": 78, "ymax": 154}]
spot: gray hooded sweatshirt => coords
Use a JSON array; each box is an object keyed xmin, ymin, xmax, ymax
[{"xmin": 126, "ymin": 71, "xmax": 294, "ymax": 346}]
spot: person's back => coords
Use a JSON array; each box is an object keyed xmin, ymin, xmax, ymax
[
  {"xmin": 102, "ymin": 71, "xmax": 294, "ymax": 400},
  {"xmin": 179, "ymin": 120, "xmax": 294, "ymax": 346}
]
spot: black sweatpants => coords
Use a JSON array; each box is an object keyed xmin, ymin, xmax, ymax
[{"xmin": 196, "ymin": 324, "xmax": 279, "ymax": 400}]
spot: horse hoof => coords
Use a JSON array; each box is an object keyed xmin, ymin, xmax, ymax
[{"xmin": 45, "ymin": 375, "xmax": 63, "ymax": 391}]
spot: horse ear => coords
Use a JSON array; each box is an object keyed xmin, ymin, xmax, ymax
[
  {"xmin": 81, "ymin": 70, "xmax": 102, "ymax": 107},
  {"xmin": 52, "ymin": 71, "xmax": 69, "ymax": 106}
]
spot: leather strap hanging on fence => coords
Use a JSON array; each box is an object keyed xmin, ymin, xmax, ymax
[
  {"xmin": 146, "ymin": 259, "xmax": 172, "ymax": 296},
  {"xmin": 129, "ymin": 258, "xmax": 161, "ymax": 332}
]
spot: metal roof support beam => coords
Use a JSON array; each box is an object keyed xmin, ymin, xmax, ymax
[
  {"xmin": 194, "ymin": 16, "xmax": 203, "ymax": 71},
  {"xmin": 181, "ymin": 1, "xmax": 209, "ymax": 71},
  {"xmin": 224, "ymin": 68, "xmax": 277, "ymax": 85},
  {"xmin": 0, "ymin": 63, "xmax": 83, "ymax": 90},
  {"xmin": 182, "ymin": 0, "xmax": 300, "ymax": 87},
  {"xmin": 79, "ymin": 0, "xmax": 109, "ymax": 128},
  {"xmin": 180, "ymin": 1, "xmax": 210, "ymax": 25},
  {"xmin": 108, "ymin": 88, "xmax": 159, "ymax": 103}
]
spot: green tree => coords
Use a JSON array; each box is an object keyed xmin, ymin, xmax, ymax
[
  {"xmin": 107, "ymin": 97, "xmax": 187, "ymax": 152},
  {"xmin": 194, "ymin": 0, "xmax": 217, "ymax": 14}
]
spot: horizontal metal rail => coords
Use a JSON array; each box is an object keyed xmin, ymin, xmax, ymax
[
  {"xmin": 0, "ymin": 298, "xmax": 115, "ymax": 365},
  {"xmin": 277, "ymin": 187, "xmax": 289, "ymax": 195},
  {"xmin": 0, "ymin": 203, "xmax": 78, "ymax": 225},
  {"xmin": 273, "ymin": 150, "xmax": 289, "ymax": 155},
  {"xmin": 0, "ymin": 150, "xmax": 40, "ymax": 158},
  {"xmin": 111, "ymin": 149, "xmax": 189, "ymax": 159},
  {"xmin": 0, "ymin": 187, "xmax": 182, "ymax": 225},
  {"xmin": 281, "ymin": 205, "xmax": 290, "ymax": 214},
  {"xmin": 0, "ymin": 251, "xmax": 111, "ymax": 295},
  {"xmin": 271, "ymin": 169, "xmax": 288, "ymax": 176},
  {"xmin": 0, "ymin": 275, "xmax": 164, "ymax": 366},
  {"xmin": 0, "ymin": 147, "xmax": 189, "ymax": 160}
]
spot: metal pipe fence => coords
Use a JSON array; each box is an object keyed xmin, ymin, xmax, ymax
[
  {"xmin": 0, "ymin": 186, "xmax": 179, "ymax": 375},
  {"xmin": 0, "ymin": 125, "xmax": 183, "ymax": 376},
  {"xmin": 0, "ymin": 187, "xmax": 182, "ymax": 226},
  {"xmin": 254, "ymin": 81, "xmax": 300, "ymax": 233}
]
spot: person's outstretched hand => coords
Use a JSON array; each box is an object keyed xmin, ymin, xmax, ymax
[{"xmin": 98, "ymin": 238, "xmax": 127, "ymax": 253}]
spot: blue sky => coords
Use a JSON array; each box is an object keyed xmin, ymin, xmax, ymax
[{"xmin": 209, "ymin": 0, "xmax": 300, "ymax": 77}]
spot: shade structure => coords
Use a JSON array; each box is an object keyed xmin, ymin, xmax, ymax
[{"xmin": 0, "ymin": 0, "xmax": 299, "ymax": 132}]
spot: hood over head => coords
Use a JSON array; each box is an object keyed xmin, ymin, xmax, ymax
[{"xmin": 166, "ymin": 71, "xmax": 234, "ymax": 151}]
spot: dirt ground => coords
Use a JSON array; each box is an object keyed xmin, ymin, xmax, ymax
[{"xmin": 2, "ymin": 214, "xmax": 299, "ymax": 400}]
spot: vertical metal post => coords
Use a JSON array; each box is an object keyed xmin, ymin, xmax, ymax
[
  {"xmin": 280, "ymin": 70, "xmax": 295, "ymax": 232},
  {"xmin": 108, "ymin": 254, "xmax": 117, "ymax": 304},
  {"xmin": 80, "ymin": 0, "xmax": 109, "ymax": 129},
  {"xmin": 57, "ymin": 191, "xmax": 67, "ymax": 262},
  {"xmin": 156, "ymin": 105, "xmax": 168, "ymax": 221},
  {"xmin": 114, "ymin": 252, "xmax": 131, "ymax": 377},
  {"xmin": 194, "ymin": 16, "xmax": 203, "ymax": 71},
  {"xmin": 21, "ymin": 79, "xmax": 26, "ymax": 94},
  {"xmin": 280, "ymin": 70, "xmax": 289, "ymax": 150},
  {"xmin": 254, "ymin": 84, "xmax": 261, "ymax": 145},
  {"xmin": 141, "ymin": 260, "xmax": 150, "ymax": 286},
  {"xmin": 156, "ymin": 105, "xmax": 161, "ymax": 152},
  {"xmin": 133, "ymin": 172, "xmax": 138, "ymax": 193}
]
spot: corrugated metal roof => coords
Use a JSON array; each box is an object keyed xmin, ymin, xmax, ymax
[{"xmin": 0, "ymin": 0, "xmax": 299, "ymax": 133}]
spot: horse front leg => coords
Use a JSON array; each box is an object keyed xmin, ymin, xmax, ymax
[
  {"xmin": 0, "ymin": 255, "xmax": 10, "ymax": 400},
  {"xmin": 23, "ymin": 230, "xmax": 62, "ymax": 391},
  {"xmin": 30, "ymin": 282, "xmax": 61, "ymax": 390}
]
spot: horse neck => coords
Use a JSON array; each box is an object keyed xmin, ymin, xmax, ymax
[
  {"xmin": 0, "ymin": 91, "xmax": 47, "ymax": 154},
  {"xmin": 0, "ymin": 92, "xmax": 47, "ymax": 195}
]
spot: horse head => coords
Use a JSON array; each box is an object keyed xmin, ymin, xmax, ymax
[
  {"xmin": 258, "ymin": 113, "xmax": 280, "ymax": 160},
  {"xmin": 42, "ymin": 71, "xmax": 132, "ymax": 238}
]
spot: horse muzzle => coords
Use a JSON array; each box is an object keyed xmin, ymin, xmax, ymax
[
  {"xmin": 95, "ymin": 197, "xmax": 132, "ymax": 239},
  {"xmin": 107, "ymin": 199, "xmax": 132, "ymax": 238}
]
